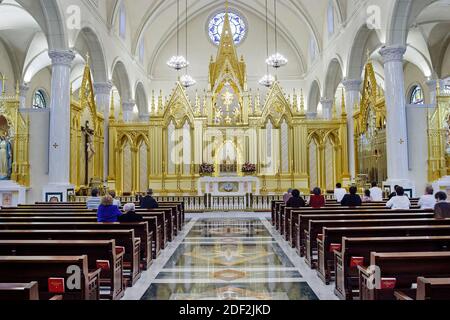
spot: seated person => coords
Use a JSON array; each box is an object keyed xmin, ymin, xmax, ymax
[
  {"xmin": 388, "ymin": 185, "xmax": 400, "ymax": 200},
  {"xmin": 283, "ymin": 189, "xmax": 293, "ymax": 204},
  {"xmin": 386, "ymin": 186, "xmax": 411, "ymax": 210},
  {"xmin": 286, "ymin": 189, "xmax": 306, "ymax": 208},
  {"xmin": 118, "ymin": 203, "xmax": 143, "ymax": 223},
  {"xmin": 334, "ymin": 183, "xmax": 347, "ymax": 203},
  {"xmin": 97, "ymin": 195, "xmax": 122, "ymax": 222},
  {"xmin": 369, "ymin": 182, "xmax": 383, "ymax": 202},
  {"xmin": 86, "ymin": 188, "xmax": 101, "ymax": 210},
  {"xmin": 140, "ymin": 189, "xmax": 159, "ymax": 209},
  {"xmin": 309, "ymin": 187, "xmax": 326, "ymax": 208},
  {"xmin": 109, "ymin": 190, "xmax": 121, "ymax": 208},
  {"xmin": 418, "ymin": 185, "xmax": 436, "ymax": 210},
  {"xmin": 341, "ymin": 186, "xmax": 362, "ymax": 207},
  {"xmin": 362, "ymin": 189, "xmax": 373, "ymax": 203},
  {"xmin": 434, "ymin": 191, "xmax": 450, "ymax": 219}
]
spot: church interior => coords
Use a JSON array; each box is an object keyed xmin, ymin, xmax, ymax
[{"xmin": 0, "ymin": 0, "xmax": 450, "ymax": 302}]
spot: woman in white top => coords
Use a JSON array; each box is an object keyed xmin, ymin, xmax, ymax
[
  {"xmin": 418, "ymin": 186, "xmax": 436, "ymax": 210},
  {"xmin": 386, "ymin": 187, "xmax": 411, "ymax": 210},
  {"xmin": 369, "ymin": 182, "xmax": 383, "ymax": 202},
  {"xmin": 334, "ymin": 183, "xmax": 347, "ymax": 203}
]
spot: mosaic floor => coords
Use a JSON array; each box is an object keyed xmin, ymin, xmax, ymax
[{"xmin": 123, "ymin": 213, "xmax": 337, "ymax": 300}]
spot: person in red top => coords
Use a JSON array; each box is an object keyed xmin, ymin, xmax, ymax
[{"xmin": 309, "ymin": 187, "xmax": 326, "ymax": 208}]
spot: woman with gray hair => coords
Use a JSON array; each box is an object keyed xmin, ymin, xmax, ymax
[{"xmin": 118, "ymin": 203, "xmax": 143, "ymax": 223}]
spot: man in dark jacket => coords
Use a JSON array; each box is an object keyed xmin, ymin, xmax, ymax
[
  {"xmin": 434, "ymin": 191, "xmax": 450, "ymax": 219},
  {"xmin": 286, "ymin": 189, "xmax": 306, "ymax": 208},
  {"xmin": 140, "ymin": 189, "xmax": 159, "ymax": 209},
  {"xmin": 341, "ymin": 186, "xmax": 362, "ymax": 207}
]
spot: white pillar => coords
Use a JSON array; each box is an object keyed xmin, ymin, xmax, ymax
[
  {"xmin": 122, "ymin": 100, "xmax": 135, "ymax": 122},
  {"xmin": 43, "ymin": 49, "xmax": 75, "ymax": 201},
  {"xmin": 94, "ymin": 82, "xmax": 112, "ymax": 182},
  {"xmin": 320, "ymin": 98, "xmax": 333, "ymax": 120},
  {"xmin": 342, "ymin": 79, "xmax": 362, "ymax": 180},
  {"xmin": 379, "ymin": 45, "xmax": 414, "ymax": 193},
  {"xmin": 426, "ymin": 79, "xmax": 444, "ymax": 106},
  {"xmin": 19, "ymin": 84, "xmax": 30, "ymax": 109}
]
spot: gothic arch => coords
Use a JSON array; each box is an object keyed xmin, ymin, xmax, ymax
[
  {"xmin": 111, "ymin": 59, "xmax": 132, "ymax": 102},
  {"xmin": 308, "ymin": 80, "xmax": 321, "ymax": 113},
  {"xmin": 324, "ymin": 58, "xmax": 343, "ymax": 100}
]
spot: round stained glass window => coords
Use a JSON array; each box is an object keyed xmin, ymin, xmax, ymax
[{"xmin": 208, "ymin": 11, "xmax": 247, "ymax": 46}]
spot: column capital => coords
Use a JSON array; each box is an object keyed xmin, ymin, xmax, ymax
[
  {"xmin": 48, "ymin": 49, "xmax": 75, "ymax": 67},
  {"xmin": 19, "ymin": 83, "xmax": 30, "ymax": 97},
  {"xmin": 122, "ymin": 100, "xmax": 136, "ymax": 112},
  {"xmin": 94, "ymin": 82, "xmax": 113, "ymax": 95},
  {"xmin": 342, "ymin": 79, "xmax": 362, "ymax": 92},
  {"xmin": 379, "ymin": 45, "xmax": 406, "ymax": 64},
  {"xmin": 320, "ymin": 98, "xmax": 333, "ymax": 107}
]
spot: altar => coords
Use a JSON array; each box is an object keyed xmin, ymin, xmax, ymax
[{"xmin": 197, "ymin": 176, "xmax": 260, "ymax": 196}]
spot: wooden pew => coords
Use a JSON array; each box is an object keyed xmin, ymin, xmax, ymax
[
  {"xmin": 0, "ymin": 229, "xmax": 141, "ymax": 286},
  {"xmin": 400, "ymin": 277, "xmax": 450, "ymax": 300},
  {"xmin": 306, "ymin": 218, "xmax": 450, "ymax": 270},
  {"xmin": 0, "ymin": 256, "xmax": 101, "ymax": 300},
  {"xmin": 0, "ymin": 222, "xmax": 152, "ymax": 271},
  {"xmin": 0, "ymin": 239, "xmax": 124, "ymax": 300},
  {"xmin": 358, "ymin": 252, "xmax": 450, "ymax": 300},
  {"xmin": 317, "ymin": 225, "xmax": 450, "ymax": 285},
  {"xmin": 334, "ymin": 236, "xmax": 450, "ymax": 300},
  {"xmin": 0, "ymin": 282, "xmax": 39, "ymax": 300},
  {"xmin": 294, "ymin": 212, "xmax": 434, "ymax": 255},
  {"xmin": 287, "ymin": 207, "xmax": 430, "ymax": 247},
  {"xmin": 0, "ymin": 212, "xmax": 166, "ymax": 256}
]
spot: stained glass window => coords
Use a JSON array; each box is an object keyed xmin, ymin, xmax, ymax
[
  {"xmin": 208, "ymin": 12, "xmax": 246, "ymax": 46},
  {"xmin": 410, "ymin": 85, "xmax": 424, "ymax": 105},
  {"xmin": 32, "ymin": 90, "xmax": 47, "ymax": 109}
]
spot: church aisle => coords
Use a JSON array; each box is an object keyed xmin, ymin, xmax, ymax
[{"xmin": 124, "ymin": 213, "xmax": 337, "ymax": 300}]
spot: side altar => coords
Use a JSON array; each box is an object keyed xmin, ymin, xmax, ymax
[{"xmin": 107, "ymin": 10, "xmax": 350, "ymax": 196}]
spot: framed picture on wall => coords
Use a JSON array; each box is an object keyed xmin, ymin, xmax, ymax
[
  {"xmin": 45, "ymin": 192, "xmax": 63, "ymax": 203},
  {"xmin": 2, "ymin": 193, "xmax": 13, "ymax": 207}
]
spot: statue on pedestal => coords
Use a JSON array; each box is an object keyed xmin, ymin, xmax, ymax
[{"xmin": 0, "ymin": 133, "xmax": 12, "ymax": 180}]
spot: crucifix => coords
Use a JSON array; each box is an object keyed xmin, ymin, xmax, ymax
[{"xmin": 81, "ymin": 120, "xmax": 95, "ymax": 186}]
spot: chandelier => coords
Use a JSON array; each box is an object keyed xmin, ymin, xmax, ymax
[
  {"xmin": 259, "ymin": 74, "xmax": 275, "ymax": 87},
  {"xmin": 260, "ymin": 0, "xmax": 274, "ymax": 87},
  {"xmin": 167, "ymin": 0, "xmax": 189, "ymax": 70},
  {"xmin": 266, "ymin": 0, "xmax": 287, "ymax": 69},
  {"xmin": 180, "ymin": 74, "xmax": 196, "ymax": 88}
]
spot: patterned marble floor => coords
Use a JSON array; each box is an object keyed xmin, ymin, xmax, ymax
[{"xmin": 122, "ymin": 213, "xmax": 338, "ymax": 300}]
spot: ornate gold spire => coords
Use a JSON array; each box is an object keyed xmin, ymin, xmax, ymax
[{"xmin": 209, "ymin": 3, "xmax": 246, "ymax": 91}]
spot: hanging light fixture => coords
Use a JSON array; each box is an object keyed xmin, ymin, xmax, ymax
[
  {"xmin": 180, "ymin": 0, "xmax": 196, "ymax": 88},
  {"xmin": 167, "ymin": 0, "xmax": 189, "ymax": 70},
  {"xmin": 259, "ymin": 0, "xmax": 275, "ymax": 87},
  {"xmin": 266, "ymin": 0, "xmax": 288, "ymax": 69}
]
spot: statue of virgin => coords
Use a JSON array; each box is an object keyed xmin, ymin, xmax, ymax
[{"xmin": 0, "ymin": 134, "xmax": 12, "ymax": 180}]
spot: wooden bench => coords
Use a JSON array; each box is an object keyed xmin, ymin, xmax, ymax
[
  {"xmin": 0, "ymin": 256, "xmax": 101, "ymax": 300},
  {"xmin": 0, "ymin": 212, "xmax": 166, "ymax": 256},
  {"xmin": 394, "ymin": 277, "xmax": 450, "ymax": 300},
  {"xmin": 0, "ymin": 239, "xmax": 125, "ymax": 300},
  {"xmin": 0, "ymin": 229, "xmax": 141, "ymax": 286},
  {"xmin": 358, "ymin": 252, "xmax": 450, "ymax": 300},
  {"xmin": 317, "ymin": 225, "xmax": 450, "ymax": 285},
  {"xmin": 294, "ymin": 212, "xmax": 434, "ymax": 256},
  {"xmin": 0, "ymin": 282, "xmax": 39, "ymax": 300},
  {"xmin": 333, "ymin": 236, "xmax": 450, "ymax": 300},
  {"xmin": 287, "ymin": 207, "xmax": 429, "ymax": 245},
  {"xmin": 0, "ymin": 222, "xmax": 152, "ymax": 271},
  {"xmin": 306, "ymin": 218, "xmax": 450, "ymax": 270}
]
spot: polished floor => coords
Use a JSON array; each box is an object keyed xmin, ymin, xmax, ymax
[{"xmin": 123, "ymin": 213, "xmax": 337, "ymax": 300}]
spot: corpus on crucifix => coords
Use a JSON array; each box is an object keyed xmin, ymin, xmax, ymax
[{"xmin": 81, "ymin": 120, "xmax": 95, "ymax": 185}]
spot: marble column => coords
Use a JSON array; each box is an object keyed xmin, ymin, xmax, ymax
[
  {"xmin": 43, "ymin": 49, "xmax": 75, "ymax": 201},
  {"xmin": 122, "ymin": 100, "xmax": 136, "ymax": 122},
  {"xmin": 18, "ymin": 83, "xmax": 30, "ymax": 109},
  {"xmin": 426, "ymin": 79, "xmax": 444, "ymax": 106},
  {"xmin": 94, "ymin": 82, "xmax": 112, "ymax": 182},
  {"xmin": 342, "ymin": 79, "xmax": 362, "ymax": 180},
  {"xmin": 379, "ymin": 45, "xmax": 414, "ymax": 192},
  {"xmin": 320, "ymin": 98, "xmax": 333, "ymax": 120}
]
